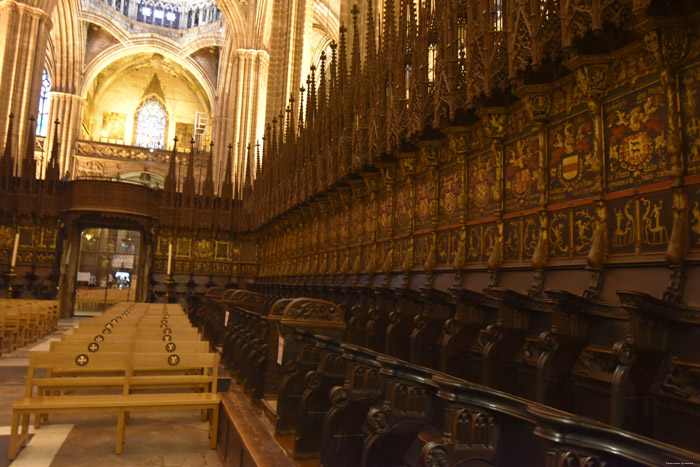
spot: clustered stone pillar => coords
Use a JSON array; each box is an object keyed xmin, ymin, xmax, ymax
[
  {"xmin": 232, "ymin": 49, "xmax": 269, "ymax": 191},
  {"xmin": 45, "ymin": 91, "xmax": 84, "ymax": 177},
  {"xmin": 0, "ymin": 0, "xmax": 54, "ymax": 168}
]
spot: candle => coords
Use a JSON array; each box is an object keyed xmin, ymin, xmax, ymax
[
  {"xmin": 10, "ymin": 232, "xmax": 19, "ymax": 268},
  {"xmin": 166, "ymin": 242, "xmax": 173, "ymax": 276}
]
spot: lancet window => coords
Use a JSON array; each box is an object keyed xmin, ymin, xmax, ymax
[{"xmin": 36, "ymin": 70, "xmax": 51, "ymax": 137}]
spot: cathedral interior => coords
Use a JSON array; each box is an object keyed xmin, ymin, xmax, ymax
[{"xmin": 1, "ymin": 0, "xmax": 700, "ymax": 465}]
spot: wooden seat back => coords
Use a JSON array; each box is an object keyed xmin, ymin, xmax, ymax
[{"xmin": 26, "ymin": 352, "xmax": 131, "ymax": 397}]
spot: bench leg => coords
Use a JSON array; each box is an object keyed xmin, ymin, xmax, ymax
[
  {"xmin": 20, "ymin": 413, "xmax": 30, "ymax": 447},
  {"xmin": 116, "ymin": 411, "xmax": 126, "ymax": 455},
  {"xmin": 209, "ymin": 406, "xmax": 219, "ymax": 449},
  {"xmin": 8, "ymin": 411, "xmax": 20, "ymax": 460}
]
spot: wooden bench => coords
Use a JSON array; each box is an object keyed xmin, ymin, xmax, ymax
[{"xmin": 8, "ymin": 351, "xmax": 220, "ymax": 459}]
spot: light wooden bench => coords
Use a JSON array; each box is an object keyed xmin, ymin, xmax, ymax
[
  {"xmin": 0, "ymin": 300, "xmax": 58, "ymax": 352},
  {"xmin": 8, "ymin": 351, "xmax": 220, "ymax": 459}
]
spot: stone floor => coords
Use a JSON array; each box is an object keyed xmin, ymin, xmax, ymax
[{"xmin": 0, "ymin": 319, "xmax": 223, "ymax": 467}]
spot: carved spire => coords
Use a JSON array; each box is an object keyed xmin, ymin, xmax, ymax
[
  {"xmin": 286, "ymin": 97, "xmax": 295, "ymax": 142},
  {"xmin": 202, "ymin": 141, "xmax": 214, "ymax": 198},
  {"xmin": 22, "ymin": 116, "xmax": 37, "ymax": 182},
  {"xmin": 298, "ymin": 84, "xmax": 306, "ymax": 132},
  {"xmin": 351, "ymin": 4, "xmax": 361, "ymax": 80},
  {"xmin": 46, "ymin": 119, "xmax": 60, "ymax": 182},
  {"xmin": 383, "ymin": 0, "xmax": 396, "ymax": 56},
  {"xmin": 2, "ymin": 113, "xmax": 14, "ymax": 185},
  {"xmin": 308, "ymin": 65, "xmax": 317, "ymax": 129},
  {"xmin": 244, "ymin": 143, "xmax": 253, "ymax": 190},
  {"xmin": 256, "ymin": 140, "xmax": 262, "ymax": 180},
  {"xmin": 270, "ymin": 118, "xmax": 278, "ymax": 160},
  {"xmin": 182, "ymin": 138, "xmax": 196, "ymax": 200},
  {"xmin": 3, "ymin": 113, "xmax": 13, "ymax": 161},
  {"xmin": 338, "ymin": 25, "xmax": 348, "ymax": 94},
  {"xmin": 328, "ymin": 46, "xmax": 336, "ymax": 102},
  {"xmin": 365, "ymin": 0, "xmax": 377, "ymax": 76},
  {"xmin": 221, "ymin": 143, "xmax": 233, "ymax": 200},
  {"xmin": 165, "ymin": 136, "xmax": 178, "ymax": 193}
]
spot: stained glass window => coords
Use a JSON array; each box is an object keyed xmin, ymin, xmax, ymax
[
  {"xmin": 37, "ymin": 70, "xmax": 51, "ymax": 137},
  {"xmin": 134, "ymin": 97, "xmax": 167, "ymax": 149},
  {"xmin": 493, "ymin": 0, "xmax": 504, "ymax": 31}
]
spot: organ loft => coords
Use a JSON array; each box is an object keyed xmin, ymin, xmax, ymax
[{"xmin": 0, "ymin": 0, "xmax": 700, "ymax": 465}]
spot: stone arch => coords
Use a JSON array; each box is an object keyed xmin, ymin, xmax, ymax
[{"xmin": 81, "ymin": 44, "xmax": 217, "ymax": 111}]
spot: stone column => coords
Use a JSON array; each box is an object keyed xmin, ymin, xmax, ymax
[
  {"xmin": 44, "ymin": 91, "xmax": 84, "ymax": 177},
  {"xmin": 0, "ymin": 0, "xmax": 54, "ymax": 170}
]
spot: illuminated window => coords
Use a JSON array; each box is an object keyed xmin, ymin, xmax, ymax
[
  {"xmin": 142, "ymin": 6, "xmax": 152, "ymax": 16},
  {"xmin": 493, "ymin": 0, "xmax": 504, "ymax": 31},
  {"xmin": 165, "ymin": 11, "xmax": 176, "ymax": 21},
  {"xmin": 134, "ymin": 97, "xmax": 168, "ymax": 149},
  {"xmin": 154, "ymin": 8, "xmax": 163, "ymax": 19},
  {"xmin": 36, "ymin": 70, "xmax": 51, "ymax": 137}
]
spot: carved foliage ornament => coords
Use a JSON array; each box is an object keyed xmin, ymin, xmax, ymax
[{"xmin": 566, "ymin": 56, "xmax": 612, "ymax": 101}]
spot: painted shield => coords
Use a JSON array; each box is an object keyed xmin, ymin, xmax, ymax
[
  {"xmin": 562, "ymin": 154, "xmax": 580, "ymax": 181},
  {"xmin": 167, "ymin": 354, "xmax": 180, "ymax": 366},
  {"xmin": 87, "ymin": 342, "xmax": 100, "ymax": 353}
]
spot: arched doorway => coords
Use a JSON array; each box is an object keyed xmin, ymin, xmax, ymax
[{"xmin": 74, "ymin": 227, "xmax": 142, "ymax": 315}]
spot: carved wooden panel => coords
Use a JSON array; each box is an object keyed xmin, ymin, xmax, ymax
[
  {"xmin": 378, "ymin": 190, "xmax": 393, "ymax": 239},
  {"xmin": 439, "ymin": 164, "xmax": 462, "ymax": 225},
  {"xmin": 394, "ymin": 182, "xmax": 411, "ymax": 235},
  {"xmin": 415, "ymin": 174, "xmax": 435, "ymax": 231},
  {"xmin": 607, "ymin": 196, "xmax": 637, "ymax": 256},
  {"xmin": 639, "ymin": 191, "xmax": 672, "ymax": 254},
  {"xmin": 680, "ymin": 62, "xmax": 700, "ymax": 174},
  {"xmin": 604, "ymin": 83, "xmax": 670, "ymax": 191},
  {"xmin": 689, "ymin": 185, "xmax": 700, "ymax": 252}
]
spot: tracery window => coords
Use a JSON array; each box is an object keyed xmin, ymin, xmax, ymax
[
  {"xmin": 36, "ymin": 70, "xmax": 51, "ymax": 137},
  {"xmin": 134, "ymin": 96, "xmax": 168, "ymax": 149}
]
